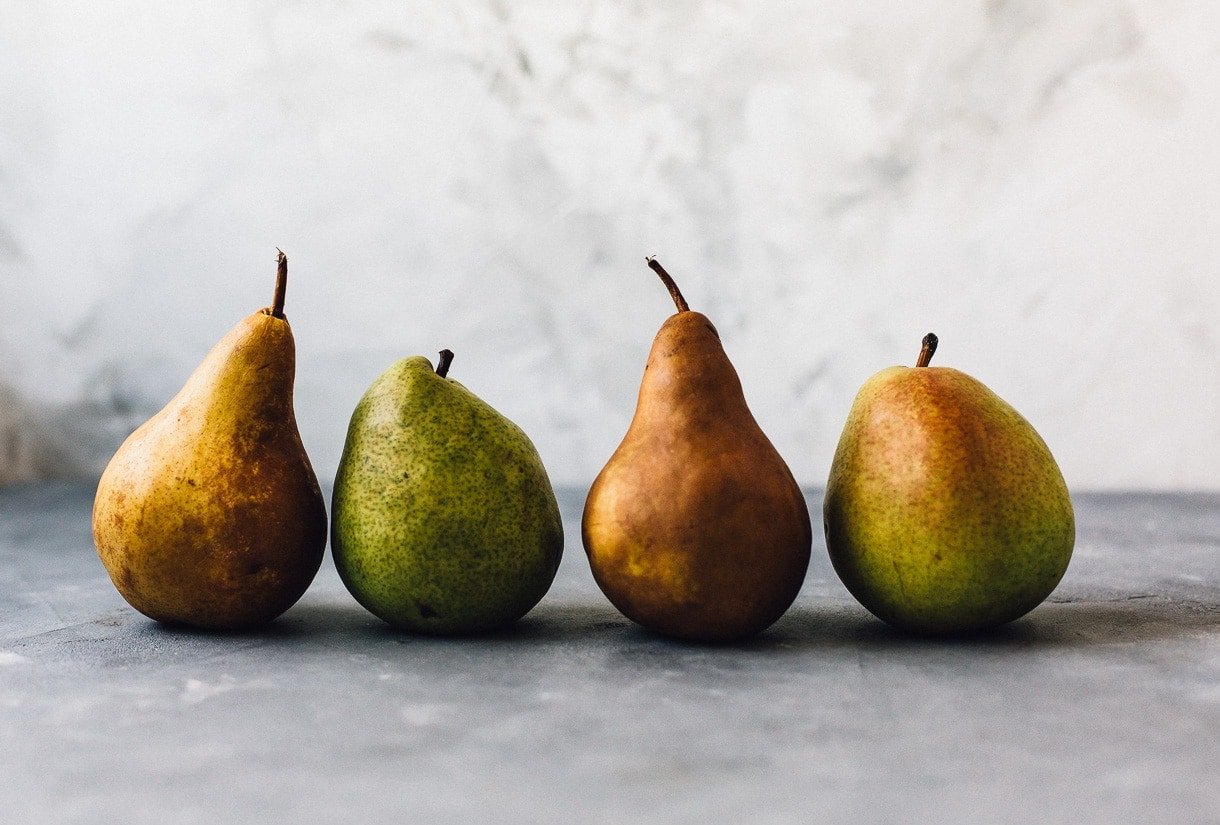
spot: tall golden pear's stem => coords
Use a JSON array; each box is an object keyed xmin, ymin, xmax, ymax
[
  {"xmin": 436, "ymin": 349, "xmax": 455, "ymax": 378},
  {"xmin": 916, "ymin": 333, "xmax": 938, "ymax": 367},
  {"xmin": 646, "ymin": 256, "xmax": 690, "ymax": 313},
  {"xmin": 271, "ymin": 249, "xmax": 288, "ymax": 319}
]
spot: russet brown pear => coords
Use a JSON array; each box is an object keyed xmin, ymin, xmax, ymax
[
  {"xmin": 92, "ymin": 251, "xmax": 326, "ymax": 630},
  {"xmin": 582, "ymin": 258, "xmax": 811, "ymax": 642}
]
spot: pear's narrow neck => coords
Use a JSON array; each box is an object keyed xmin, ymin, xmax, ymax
[{"xmin": 183, "ymin": 315, "xmax": 296, "ymax": 425}]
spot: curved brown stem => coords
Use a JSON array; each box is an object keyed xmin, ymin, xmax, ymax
[
  {"xmin": 270, "ymin": 249, "xmax": 288, "ymax": 318},
  {"xmin": 646, "ymin": 256, "xmax": 690, "ymax": 313},
  {"xmin": 916, "ymin": 333, "xmax": 938, "ymax": 367},
  {"xmin": 436, "ymin": 349, "xmax": 455, "ymax": 378}
]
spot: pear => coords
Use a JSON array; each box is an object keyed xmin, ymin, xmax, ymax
[
  {"xmin": 823, "ymin": 333, "xmax": 1075, "ymax": 633},
  {"xmin": 582, "ymin": 257, "xmax": 812, "ymax": 642},
  {"xmin": 93, "ymin": 251, "xmax": 327, "ymax": 630},
  {"xmin": 331, "ymin": 351, "xmax": 562, "ymax": 634}
]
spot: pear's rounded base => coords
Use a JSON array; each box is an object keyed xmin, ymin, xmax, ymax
[
  {"xmin": 829, "ymin": 547, "xmax": 1073, "ymax": 637},
  {"xmin": 98, "ymin": 543, "xmax": 325, "ymax": 636},
  {"xmin": 858, "ymin": 601, "xmax": 1045, "ymax": 637},
  {"xmin": 145, "ymin": 612, "xmax": 281, "ymax": 635},
  {"xmin": 368, "ymin": 606, "xmax": 536, "ymax": 638},
  {"xmin": 588, "ymin": 568, "xmax": 806, "ymax": 646},
  {"xmin": 114, "ymin": 576, "xmax": 319, "ymax": 634}
]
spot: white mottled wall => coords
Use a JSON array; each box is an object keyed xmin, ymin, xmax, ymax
[{"xmin": 1, "ymin": 1, "xmax": 1218, "ymax": 489}]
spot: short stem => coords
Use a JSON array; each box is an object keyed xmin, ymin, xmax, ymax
[
  {"xmin": 436, "ymin": 349, "xmax": 455, "ymax": 378},
  {"xmin": 916, "ymin": 333, "xmax": 938, "ymax": 367},
  {"xmin": 646, "ymin": 256, "xmax": 690, "ymax": 313},
  {"xmin": 270, "ymin": 249, "xmax": 288, "ymax": 318}
]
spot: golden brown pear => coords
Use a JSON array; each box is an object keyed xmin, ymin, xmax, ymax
[
  {"xmin": 92, "ymin": 251, "xmax": 326, "ymax": 630},
  {"xmin": 582, "ymin": 258, "xmax": 811, "ymax": 642}
]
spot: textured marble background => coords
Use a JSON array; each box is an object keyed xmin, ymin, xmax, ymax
[{"xmin": 1, "ymin": 1, "xmax": 1218, "ymax": 489}]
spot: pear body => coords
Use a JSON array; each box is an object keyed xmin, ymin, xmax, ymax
[
  {"xmin": 583, "ymin": 312, "xmax": 812, "ymax": 642},
  {"xmin": 824, "ymin": 366, "xmax": 1074, "ymax": 633},
  {"xmin": 331, "ymin": 357, "xmax": 563, "ymax": 634},
  {"xmin": 92, "ymin": 310, "xmax": 327, "ymax": 631}
]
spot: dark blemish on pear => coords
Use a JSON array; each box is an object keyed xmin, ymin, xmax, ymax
[{"xmin": 416, "ymin": 602, "xmax": 439, "ymax": 619}]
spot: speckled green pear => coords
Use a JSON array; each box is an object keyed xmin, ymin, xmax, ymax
[
  {"xmin": 823, "ymin": 334, "xmax": 1074, "ymax": 634},
  {"xmin": 331, "ymin": 351, "xmax": 563, "ymax": 634}
]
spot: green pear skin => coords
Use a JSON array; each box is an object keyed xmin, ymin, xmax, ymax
[
  {"xmin": 331, "ymin": 355, "xmax": 563, "ymax": 634},
  {"xmin": 824, "ymin": 343, "xmax": 1074, "ymax": 634}
]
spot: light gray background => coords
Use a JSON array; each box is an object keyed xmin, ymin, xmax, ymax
[{"xmin": 2, "ymin": 1, "xmax": 1219, "ymax": 489}]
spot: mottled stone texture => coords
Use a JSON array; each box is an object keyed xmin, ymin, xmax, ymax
[
  {"xmin": 1, "ymin": 485, "xmax": 1217, "ymax": 824},
  {"xmin": 2, "ymin": 2, "xmax": 1220, "ymax": 489}
]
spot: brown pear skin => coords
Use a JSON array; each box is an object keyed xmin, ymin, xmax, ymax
[
  {"xmin": 92, "ymin": 252, "xmax": 327, "ymax": 631},
  {"xmin": 582, "ymin": 258, "xmax": 812, "ymax": 642},
  {"xmin": 823, "ymin": 334, "xmax": 1075, "ymax": 634}
]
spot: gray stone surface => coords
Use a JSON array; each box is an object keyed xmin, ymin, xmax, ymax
[{"xmin": 1, "ymin": 484, "xmax": 1217, "ymax": 824}]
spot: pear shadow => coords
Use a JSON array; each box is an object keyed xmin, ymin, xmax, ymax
[
  {"xmin": 362, "ymin": 600, "xmax": 640, "ymax": 646},
  {"xmin": 129, "ymin": 599, "xmax": 671, "ymax": 648},
  {"xmin": 765, "ymin": 596, "xmax": 1219, "ymax": 652},
  {"xmin": 122, "ymin": 598, "xmax": 385, "ymax": 643},
  {"xmin": 121, "ymin": 594, "xmax": 1218, "ymax": 655},
  {"xmin": 267, "ymin": 600, "xmax": 387, "ymax": 639}
]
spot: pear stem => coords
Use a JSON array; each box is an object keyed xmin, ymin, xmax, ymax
[
  {"xmin": 916, "ymin": 333, "xmax": 938, "ymax": 367},
  {"xmin": 270, "ymin": 248, "xmax": 288, "ymax": 319},
  {"xmin": 436, "ymin": 349, "xmax": 455, "ymax": 378},
  {"xmin": 646, "ymin": 256, "xmax": 690, "ymax": 313}
]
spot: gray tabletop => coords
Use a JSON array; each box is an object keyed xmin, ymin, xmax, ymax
[{"xmin": 2, "ymin": 484, "xmax": 1217, "ymax": 824}]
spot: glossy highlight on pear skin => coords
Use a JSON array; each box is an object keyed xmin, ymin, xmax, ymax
[
  {"xmin": 93, "ymin": 250, "xmax": 328, "ymax": 631},
  {"xmin": 823, "ymin": 333, "xmax": 1075, "ymax": 634},
  {"xmin": 582, "ymin": 256, "xmax": 812, "ymax": 643}
]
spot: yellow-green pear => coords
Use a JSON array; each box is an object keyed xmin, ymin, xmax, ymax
[
  {"xmin": 823, "ymin": 333, "xmax": 1074, "ymax": 633},
  {"xmin": 331, "ymin": 350, "xmax": 563, "ymax": 635},
  {"xmin": 92, "ymin": 251, "xmax": 327, "ymax": 630}
]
